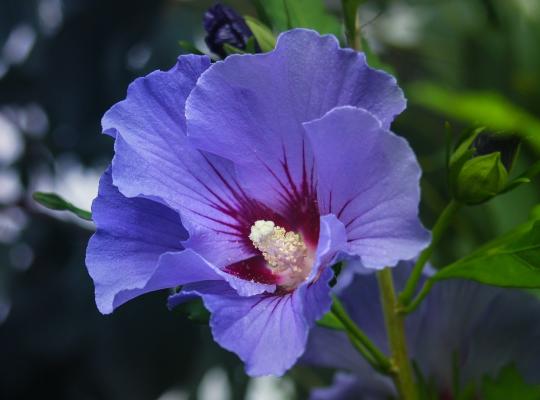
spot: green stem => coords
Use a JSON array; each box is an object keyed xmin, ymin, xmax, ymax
[
  {"xmin": 341, "ymin": 0, "xmax": 363, "ymax": 51},
  {"xmin": 345, "ymin": 332, "xmax": 385, "ymax": 373},
  {"xmin": 399, "ymin": 279, "xmax": 434, "ymax": 314},
  {"xmin": 330, "ymin": 297, "xmax": 392, "ymax": 374},
  {"xmin": 399, "ymin": 199, "xmax": 460, "ymax": 306},
  {"xmin": 378, "ymin": 268, "xmax": 417, "ymax": 400}
]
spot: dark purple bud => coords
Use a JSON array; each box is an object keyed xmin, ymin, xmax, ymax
[
  {"xmin": 473, "ymin": 132, "xmax": 520, "ymax": 171},
  {"xmin": 203, "ymin": 3, "xmax": 258, "ymax": 58}
]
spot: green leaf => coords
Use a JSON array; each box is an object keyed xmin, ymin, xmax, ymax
[
  {"xmin": 253, "ymin": 0, "xmax": 342, "ymax": 37},
  {"xmin": 245, "ymin": 36, "xmax": 258, "ymax": 54},
  {"xmin": 444, "ymin": 121, "xmax": 452, "ymax": 172},
  {"xmin": 316, "ymin": 311, "xmax": 345, "ymax": 331},
  {"xmin": 33, "ymin": 192, "xmax": 92, "ymax": 221},
  {"xmin": 449, "ymin": 127, "xmax": 484, "ymax": 173},
  {"xmin": 531, "ymin": 204, "xmax": 540, "ymax": 221},
  {"xmin": 223, "ymin": 43, "xmax": 246, "ymax": 55},
  {"xmin": 432, "ymin": 220, "xmax": 540, "ymax": 288},
  {"xmin": 223, "ymin": 38, "xmax": 259, "ymax": 56},
  {"xmin": 502, "ymin": 160, "xmax": 540, "ymax": 194},
  {"xmin": 176, "ymin": 298, "xmax": 210, "ymax": 324},
  {"xmin": 447, "ymin": 126, "xmax": 484, "ymax": 199},
  {"xmin": 501, "ymin": 177, "xmax": 531, "ymax": 193},
  {"xmin": 244, "ymin": 16, "xmax": 276, "ymax": 52},
  {"xmin": 407, "ymin": 82, "xmax": 540, "ymax": 155},
  {"xmin": 178, "ymin": 40, "xmax": 204, "ymax": 55},
  {"xmin": 482, "ymin": 365, "xmax": 540, "ymax": 400}
]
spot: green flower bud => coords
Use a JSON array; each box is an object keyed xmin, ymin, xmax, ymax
[
  {"xmin": 449, "ymin": 129, "xmax": 520, "ymax": 205},
  {"xmin": 455, "ymin": 152, "xmax": 508, "ymax": 204}
]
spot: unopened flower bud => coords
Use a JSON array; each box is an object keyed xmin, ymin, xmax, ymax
[
  {"xmin": 203, "ymin": 3, "xmax": 259, "ymax": 58},
  {"xmin": 450, "ymin": 129, "xmax": 520, "ymax": 205}
]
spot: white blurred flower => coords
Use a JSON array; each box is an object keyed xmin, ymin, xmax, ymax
[
  {"xmin": 197, "ymin": 367, "xmax": 231, "ymax": 400},
  {"xmin": 0, "ymin": 168, "xmax": 22, "ymax": 204},
  {"xmin": 127, "ymin": 43, "xmax": 152, "ymax": 70},
  {"xmin": 2, "ymin": 24, "xmax": 36, "ymax": 65},
  {"xmin": 361, "ymin": 3, "xmax": 424, "ymax": 50},
  {"xmin": 0, "ymin": 207, "xmax": 27, "ymax": 244},
  {"xmin": 9, "ymin": 242, "xmax": 34, "ymax": 271},
  {"xmin": 245, "ymin": 376, "xmax": 295, "ymax": 400},
  {"xmin": 156, "ymin": 388, "xmax": 189, "ymax": 400},
  {"xmin": 38, "ymin": 0, "xmax": 64, "ymax": 36},
  {"xmin": 0, "ymin": 113, "xmax": 24, "ymax": 165},
  {"xmin": 2, "ymin": 103, "xmax": 50, "ymax": 138}
]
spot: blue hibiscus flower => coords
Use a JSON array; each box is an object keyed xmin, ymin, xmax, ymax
[{"xmin": 85, "ymin": 29, "xmax": 429, "ymax": 376}]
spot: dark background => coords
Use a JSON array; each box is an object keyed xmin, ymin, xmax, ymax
[{"xmin": 1, "ymin": 0, "xmax": 539, "ymax": 399}]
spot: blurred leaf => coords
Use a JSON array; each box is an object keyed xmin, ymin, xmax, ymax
[
  {"xmin": 253, "ymin": 0, "xmax": 342, "ymax": 37},
  {"xmin": 482, "ymin": 365, "xmax": 540, "ymax": 400},
  {"xmin": 432, "ymin": 220, "xmax": 540, "ymax": 288},
  {"xmin": 455, "ymin": 383, "xmax": 477, "ymax": 400},
  {"xmin": 407, "ymin": 82, "xmax": 540, "ymax": 154},
  {"xmin": 317, "ymin": 311, "xmax": 345, "ymax": 331},
  {"xmin": 33, "ymin": 192, "xmax": 92, "ymax": 221},
  {"xmin": 445, "ymin": 121, "xmax": 453, "ymax": 172},
  {"xmin": 413, "ymin": 361, "xmax": 440, "ymax": 400},
  {"xmin": 244, "ymin": 36, "xmax": 257, "ymax": 53},
  {"xmin": 223, "ymin": 43, "xmax": 246, "ymax": 55},
  {"xmin": 531, "ymin": 204, "xmax": 540, "ymax": 220},
  {"xmin": 501, "ymin": 160, "xmax": 540, "ymax": 194},
  {"xmin": 178, "ymin": 40, "xmax": 204, "ymax": 55},
  {"xmin": 223, "ymin": 37, "xmax": 258, "ymax": 55},
  {"xmin": 176, "ymin": 298, "xmax": 210, "ymax": 325},
  {"xmin": 244, "ymin": 16, "xmax": 276, "ymax": 52}
]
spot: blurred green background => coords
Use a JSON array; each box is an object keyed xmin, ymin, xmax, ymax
[{"xmin": 0, "ymin": 0, "xmax": 539, "ymax": 399}]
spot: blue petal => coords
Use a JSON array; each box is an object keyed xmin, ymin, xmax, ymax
[
  {"xmin": 85, "ymin": 168, "xmax": 187, "ymax": 314},
  {"xmin": 160, "ymin": 250, "xmax": 275, "ymax": 298},
  {"xmin": 304, "ymin": 106, "xmax": 430, "ymax": 269},
  {"xmin": 186, "ymin": 29, "xmax": 405, "ymax": 214},
  {"xmin": 103, "ymin": 55, "xmax": 266, "ymax": 268}
]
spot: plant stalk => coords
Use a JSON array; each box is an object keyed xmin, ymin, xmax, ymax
[
  {"xmin": 399, "ymin": 200, "xmax": 460, "ymax": 306},
  {"xmin": 342, "ymin": 0, "xmax": 363, "ymax": 51},
  {"xmin": 378, "ymin": 268, "xmax": 417, "ymax": 400}
]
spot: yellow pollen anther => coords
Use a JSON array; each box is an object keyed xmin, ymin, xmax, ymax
[{"xmin": 249, "ymin": 220, "xmax": 308, "ymax": 274}]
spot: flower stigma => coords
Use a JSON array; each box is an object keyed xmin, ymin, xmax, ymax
[{"xmin": 249, "ymin": 220, "xmax": 312, "ymax": 289}]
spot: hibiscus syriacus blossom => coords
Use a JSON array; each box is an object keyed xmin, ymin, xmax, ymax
[
  {"xmin": 86, "ymin": 29, "xmax": 429, "ymax": 376},
  {"xmin": 304, "ymin": 265, "xmax": 540, "ymax": 399}
]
